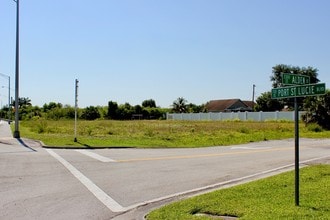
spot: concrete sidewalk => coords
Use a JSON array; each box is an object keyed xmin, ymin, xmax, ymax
[
  {"xmin": 0, "ymin": 120, "xmax": 13, "ymax": 137},
  {"xmin": 0, "ymin": 120, "xmax": 17, "ymax": 144},
  {"xmin": 0, "ymin": 120, "xmax": 41, "ymax": 150}
]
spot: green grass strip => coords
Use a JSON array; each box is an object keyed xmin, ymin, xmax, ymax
[{"xmin": 147, "ymin": 165, "xmax": 330, "ymax": 220}]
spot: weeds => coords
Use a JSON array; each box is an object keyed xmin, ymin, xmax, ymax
[
  {"xmin": 17, "ymin": 119, "xmax": 330, "ymax": 148},
  {"xmin": 306, "ymin": 123, "xmax": 323, "ymax": 132}
]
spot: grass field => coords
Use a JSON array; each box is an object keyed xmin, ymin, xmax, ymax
[
  {"xmin": 147, "ymin": 164, "xmax": 330, "ymax": 220},
  {"xmin": 17, "ymin": 119, "xmax": 330, "ymax": 148}
]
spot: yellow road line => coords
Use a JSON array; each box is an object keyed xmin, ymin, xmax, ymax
[{"xmin": 117, "ymin": 147, "xmax": 293, "ymax": 163}]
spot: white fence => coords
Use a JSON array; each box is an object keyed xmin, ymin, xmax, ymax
[{"xmin": 166, "ymin": 111, "xmax": 306, "ymax": 121}]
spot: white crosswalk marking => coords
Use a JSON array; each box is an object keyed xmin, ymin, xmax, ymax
[
  {"xmin": 45, "ymin": 149, "xmax": 125, "ymax": 212},
  {"xmin": 76, "ymin": 150, "xmax": 116, "ymax": 162}
]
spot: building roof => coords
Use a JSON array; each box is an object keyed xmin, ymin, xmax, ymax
[
  {"xmin": 242, "ymin": 100, "xmax": 255, "ymax": 109},
  {"xmin": 206, "ymin": 99, "xmax": 255, "ymax": 112}
]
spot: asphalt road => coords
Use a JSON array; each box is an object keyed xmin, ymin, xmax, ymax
[{"xmin": 1, "ymin": 121, "xmax": 329, "ymax": 220}]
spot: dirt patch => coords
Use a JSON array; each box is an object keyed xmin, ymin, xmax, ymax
[{"xmin": 194, "ymin": 213, "xmax": 238, "ymax": 219}]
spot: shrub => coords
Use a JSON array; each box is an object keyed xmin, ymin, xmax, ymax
[
  {"xmin": 81, "ymin": 106, "xmax": 101, "ymax": 120},
  {"xmin": 36, "ymin": 119, "xmax": 48, "ymax": 134},
  {"xmin": 306, "ymin": 123, "xmax": 323, "ymax": 132}
]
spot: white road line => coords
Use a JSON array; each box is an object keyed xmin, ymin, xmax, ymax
[
  {"xmin": 76, "ymin": 150, "xmax": 116, "ymax": 162},
  {"xmin": 45, "ymin": 149, "xmax": 125, "ymax": 213}
]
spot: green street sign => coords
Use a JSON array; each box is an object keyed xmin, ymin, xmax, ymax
[
  {"xmin": 282, "ymin": 73, "xmax": 310, "ymax": 85},
  {"xmin": 271, "ymin": 83, "xmax": 326, "ymax": 99}
]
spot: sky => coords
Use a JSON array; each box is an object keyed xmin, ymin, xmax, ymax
[{"xmin": 0, "ymin": 0, "xmax": 330, "ymax": 108}]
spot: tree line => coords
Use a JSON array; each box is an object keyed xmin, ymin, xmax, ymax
[
  {"xmin": 0, "ymin": 64, "xmax": 329, "ymax": 129},
  {"xmin": 0, "ymin": 98, "xmax": 205, "ymax": 121}
]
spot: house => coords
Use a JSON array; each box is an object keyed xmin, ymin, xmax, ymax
[{"xmin": 205, "ymin": 99, "xmax": 255, "ymax": 112}]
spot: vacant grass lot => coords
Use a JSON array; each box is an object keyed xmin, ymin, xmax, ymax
[
  {"xmin": 18, "ymin": 119, "xmax": 330, "ymax": 148},
  {"xmin": 18, "ymin": 120, "xmax": 329, "ymax": 219},
  {"xmin": 147, "ymin": 164, "xmax": 330, "ymax": 220}
]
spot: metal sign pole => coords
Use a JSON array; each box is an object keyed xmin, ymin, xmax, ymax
[
  {"xmin": 272, "ymin": 73, "xmax": 326, "ymax": 206},
  {"xmin": 294, "ymin": 97, "xmax": 299, "ymax": 206},
  {"xmin": 74, "ymin": 79, "xmax": 78, "ymax": 142}
]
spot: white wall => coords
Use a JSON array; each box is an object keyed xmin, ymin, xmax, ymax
[{"xmin": 166, "ymin": 111, "xmax": 305, "ymax": 121}]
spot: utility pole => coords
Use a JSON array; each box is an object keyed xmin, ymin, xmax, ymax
[
  {"xmin": 252, "ymin": 84, "xmax": 256, "ymax": 111},
  {"xmin": 13, "ymin": 0, "xmax": 20, "ymax": 138},
  {"xmin": 74, "ymin": 79, "xmax": 79, "ymax": 142}
]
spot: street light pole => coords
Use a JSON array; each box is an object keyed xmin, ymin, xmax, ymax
[
  {"xmin": 8, "ymin": 76, "xmax": 10, "ymax": 122},
  {"xmin": 13, "ymin": 0, "xmax": 20, "ymax": 138},
  {"xmin": 0, "ymin": 73, "xmax": 11, "ymax": 122}
]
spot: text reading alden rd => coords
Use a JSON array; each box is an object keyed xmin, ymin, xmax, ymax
[{"xmin": 282, "ymin": 73, "xmax": 310, "ymax": 85}]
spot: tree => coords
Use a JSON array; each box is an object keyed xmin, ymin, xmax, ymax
[
  {"xmin": 117, "ymin": 103, "xmax": 134, "ymax": 120},
  {"xmin": 187, "ymin": 103, "xmax": 206, "ymax": 113},
  {"xmin": 21, "ymin": 105, "xmax": 42, "ymax": 120},
  {"xmin": 81, "ymin": 106, "xmax": 101, "ymax": 120},
  {"xmin": 62, "ymin": 105, "xmax": 76, "ymax": 119},
  {"xmin": 107, "ymin": 101, "xmax": 119, "ymax": 119},
  {"xmin": 270, "ymin": 64, "xmax": 320, "ymax": 110},
  {"xmin": 268, "ymin": 64, "xmax": 329, "ymax": 129},
  {"xmin": 0, "ymin": 106, "xmax": 10, "ymax": 119},
  {"xmin": 302, "ymin": 90, "xmax": 330, "ymax": 129},
  {"xmin": 255, "ymin": 92, "xmax": 284, "ymax": 111},
  {"xmin": 42, "ymin": 102, "xmax": 62, "ymax": 112},
  {"xmin": 134, "ymin": 105, "xmax": 143, "ymax": 114},
  {"xmin": 12, "ymin": 97, "xmax": 33, "ymax": 120},
  {"xmin": 270, "ymin": 64, "xmax": 319, "ymax": 88},
  {"xmin": 19, "ymin": 97, "xmax": 32, "ymax": 107},
  {"xmin": 172, "ymin": 97, "xmax": 188, "ymax": 113},
  {"xmin": 142, "ymin": 99, "xmax": 156, "ymax": 108},
  {"xmin": 107, "ymin": 100, "xmax": 167, "ymax": 120},
  {"xmin": 12, "ymin": 97, "xmax": 32, "ymax": 108}
]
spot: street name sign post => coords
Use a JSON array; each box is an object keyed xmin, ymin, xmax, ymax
[{"xmin": 271, "ymin": 75, "xmax": 326, "ymax": 206}]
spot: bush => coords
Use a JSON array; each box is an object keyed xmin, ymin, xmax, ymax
[
  {"xmin": 306, "ymin": 123, "xmax": 323, "ymax": 132},
  {"xmin": 33, "ymin": 118, "xmax": 48, "ymax": 134},
  {"xmin": 81, "ymin": 106, "xmax": 101, "ymax": 120},
  {"xmin": 302, "ymin": 91, "xmax": 330, "ymax": 130}
]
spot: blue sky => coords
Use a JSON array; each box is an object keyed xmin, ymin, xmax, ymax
[{"xmin": 1, "ymin": 0, "xmax": 329, "ymax": 108}]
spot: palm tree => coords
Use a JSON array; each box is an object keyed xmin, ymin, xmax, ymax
[
  {"xmin": 12, "ymin": 97, "xmax": 32, "ymax": 108},
  {"xmin": 172, "ymin": 97, "xmax": 188, "ymax": 113}
]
